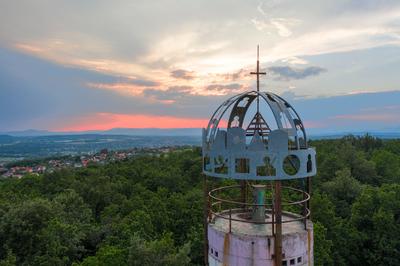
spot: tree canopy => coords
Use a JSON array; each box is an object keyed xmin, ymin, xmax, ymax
[{"xmin": 0, "ymin": 136, "xmax": 399, "ymax": 265}]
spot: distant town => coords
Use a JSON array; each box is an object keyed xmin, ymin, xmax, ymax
[
  {"xmin": 0, "ymin": 134, "xmax": 201, "ymax": 162},
  {"xmin": 0, "ymin": 146, "xmax": 192, "ymax": 179}
]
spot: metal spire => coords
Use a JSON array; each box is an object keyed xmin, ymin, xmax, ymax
[
  {"xmin": 250, "ymin": 45, "xmax": 266, "ymax": 115},
  {"xmin": 250, "ymin": 45, "xmax": 266, "ymax": 93},
  {"xmin": 250, "ymin": 45, "xmax": 267, "ymax": 133}
]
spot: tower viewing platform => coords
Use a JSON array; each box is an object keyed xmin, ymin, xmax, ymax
[
  {"xmin": 202, "ymin": 47, "xmax": 316, "ymax": 266},
  {"xmin": 207, "ymin": 184, "xmax": 313, "ymax": 266}
]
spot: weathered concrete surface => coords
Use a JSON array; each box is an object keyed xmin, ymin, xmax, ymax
[{"xmin": 208, "ymin": 213, "xmax": 313, "ymax": 266}]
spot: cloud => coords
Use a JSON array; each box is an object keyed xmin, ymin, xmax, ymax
[
  {"xmin": 86, "ymin": 77, "xmax": 160, "ymax": 97},
  {"xmin": 86, "ymin": 80, "xmax": 161, "ymax": 97},
  {"xmin": 14, "ymin": 43, "xmax": 44, "ymax": 53},
  {"xmin": 7, "ymin": 1, "xmax": 400, "ymax": 84},
  {"xmin": 170, "ymin": 69, "xmax": 195, "ymax": 80},
  {"xmin": 3, "ymin": 1, "xmax": 400, "ymax": 134},
  {"xmin": 250, "ymin": 17, "xmax": 300, "ymax": 37},
  {"xmin": 1, "ymin": 46, "xmax": 399, "ymax": 133},
  {"xmin": 220, "ymin": 69, "xmax": 250, "ymax": 81},
  {"xmin": 280, "ymin": 57, "xmax": 308, "ymax": 65},
  {"xmin": 254, "ymin": 1, "xmax": 301, "ymax": 37},
  {"xmin": 86, "ymin": 83, "xmax": 145, "ymax": 96},
  {"xmin": 204, "ymin": 83, "xmax": 248, "ymax": 96},
  {"xmin": 54, "ymin": 112, "xmax": 210, "ymax": 131},
  {"xmin": 144, "ymin": 86, "xmax": 193, "ymax": 103},
  {"xmin": 14, "ymin": 41, "xmax": 150, "ymax": 77},
  {"xmin": 270, "ymin": 18, "xmax": 300, "ymax": 37},
  {"xmin": 87, "ymin": 79, "xmax": 248, "ymax": 101},
  {"xmin": 279, "ymin": 90, "xmax": 309, "ymax": 101},
  {"xmin": 5, "ymin": 1, "xmax": 400, "ymax": 68},
  {"xmin": 126, "ymin": 78, "xmax": 160, "ymax": 87},
  {"xmin": 251, "ymin": 18, "xmax": 270, "ymax": 31},
  {"xmin": 267, "ymin": 66, "xmax": 327, "ymax": 80},
  {"xmin": 144, "ymin": 83, "xmax": 247, "ymax": 103},
  {"xmin": 290, "ymin": 90, "xmax": 400, "ymax": 134}
]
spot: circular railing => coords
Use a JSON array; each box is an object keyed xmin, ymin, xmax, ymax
[{"xmin": 208, "ymin": 184, "xmax": 310, "ymax": 227}]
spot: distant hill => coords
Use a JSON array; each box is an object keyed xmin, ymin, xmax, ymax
[
  {"xmin": 2, "ymin": 128, "xmax": 399, "ymax": 139},
  {"xmin": 0, "ymin": 131, "xmax": 399, "ymax": 162},
  {"xmin": 2, "ymin": 128, "xmax": 202, "ymax": 137},
  {"xmin": 0, "ymin": 134, "xmax": 201, "ymax": 159},
  {"xmin": 1, "ymin": 129, "xmax": 55, "ymax": 137},
  {"xmin": 308, "ymin": 131, "xmax": 400, "ymax": 140}
]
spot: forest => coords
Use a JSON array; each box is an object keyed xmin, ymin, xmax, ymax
[{"xmin": 0, "ymin": 135, "xmax": 399, "ymax": 266}]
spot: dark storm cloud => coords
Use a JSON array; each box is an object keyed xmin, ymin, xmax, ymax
[
  {"xmin": 170, "ymin": 69, "xmax": 195, "ymax": 80},
  {"xmin": 267, "ymin": 66, "xmax": 327, "ymax": 81}
]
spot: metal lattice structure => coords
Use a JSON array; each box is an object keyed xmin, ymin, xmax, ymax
[
  {"xmin": 202, "ymin": 46, "xmax": 317, "ymax": 266},
  {"xmin": 202, "ymin": 90, "xmax": 316, "ymax": 180}
]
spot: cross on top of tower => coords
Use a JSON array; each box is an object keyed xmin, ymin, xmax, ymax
[
  {"xmin": 248, "ymin": 45, "xmax": 268, "ymax": 134},
  {"xmin": 250, "ymin": 45, "xmax": 266, "ymax": 92}
]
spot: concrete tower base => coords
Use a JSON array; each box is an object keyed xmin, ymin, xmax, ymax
[{"xmin": 208, "ymin": 211, "xmax": 313, "ymax": 266}]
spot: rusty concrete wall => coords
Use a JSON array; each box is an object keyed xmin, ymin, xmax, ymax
[{"xmin": 208, "ymin": 222, "xmax": 313, "ymax": 266}]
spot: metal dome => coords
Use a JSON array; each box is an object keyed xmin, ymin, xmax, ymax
[{"xmin": 202, "ymin": 90, "xmax": 316, "ymax": 180}]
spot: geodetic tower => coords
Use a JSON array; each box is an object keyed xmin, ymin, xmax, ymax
[{"xmin": 202, "ymin": 47, "xmax": 316, "ymax": 266}]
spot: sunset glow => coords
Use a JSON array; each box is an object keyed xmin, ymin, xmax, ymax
[
  {"xmin": 0, "ymin": 0, "xmax": 399, "ymax": 133},
  {"xmin": 55, "ymin": 113, "xmax": 211, "ymax": 132}
]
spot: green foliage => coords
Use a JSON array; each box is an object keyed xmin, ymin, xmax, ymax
[
  {"xmin": 0, "ymin": 149, "xmax": 200, "ymax": 265},
  {"xmin": 350, "ymin": 184, "xmax": 400, "ymax": 265},
  {"xmin": 309, "ymin": 136, "xmax": 400, "ymax": 265},
  {"xmin": 128, "ymin": 234, "xmax": 191, "ymax": 266},
  {"xmin": 0, "ymin": 250, "xmax": 16, "ymax": 266},
  {"xmin": 313, "ymin": 222, "xmax": 333, "ymax": 266},
  {"xmin": 371, "ymin": 150, "xmax": 400, "ymax": 184},
  {"xmin": 311, "ymin": 191, "xmax": 336, "ymax": 230},
  {"xmin": 77, "ymin": 245, "xmax": 126, "ymax": 266},
  {"xmin": 321, "ymin": 168, "xmax": 361, "ymax": 217},
  {"xmin": 0, "ymin": 137, "xmax": 399, "ymax": 265}
]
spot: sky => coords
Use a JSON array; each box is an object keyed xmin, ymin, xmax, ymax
[{"xmin": 0, "ymin": 0, "xmax": 399, "ymax": 134}]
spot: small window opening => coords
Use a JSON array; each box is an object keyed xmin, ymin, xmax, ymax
[
  {"xmin": 307, "ymin": 154, "xmax": 312, "ymax": 173},
  {"xmin": 290, "ymin": 258, "xmax": 295, "ymax": 265},
  {"xmin": 235, "ymin": 158, "xmax": 249, "ymax": 173},
  {"xmin": 297, "ymin": 257, "xmax": 302, "ymax": 263},
  {"xmin": 256, "ymin": 156, "xmax": 276, "ymax": 176},
  {"xmin": 214, "ymin": 156, "xmax": 228, "ymax": 174},
  {"xmin": 215, "ymin": 251, "xmax": 218, "ymax": 257},
  {"xmin": 299, "ymin": 137, "xmax": 306, "ymax": 149},
  {"xmin": 288, "ymin": 136, "xmax": 297, "ymax": 150},
  {"xmin": 203, "ymin": 156, "xmax": 210, "ymax": 171}
]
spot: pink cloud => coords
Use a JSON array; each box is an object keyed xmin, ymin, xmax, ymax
[
  {"xmin": 53, "ymin": 113, "xmax": 210, "ymax": 132},
  {"xmin": 14, "ymin": 43, "xmax": 44, "ymax": 53},
  {"xmin": 86, "ymin": 82, "xmax": 148, "ymax": 96}
]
